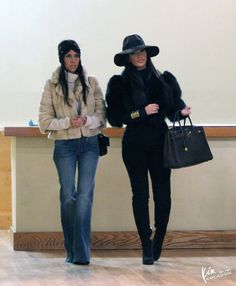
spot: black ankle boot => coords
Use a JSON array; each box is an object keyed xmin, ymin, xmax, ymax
[
  {"xmin": 153, "ymin": 242, "xmax": 162, "ymax": 261},
  {"xmin": 142, "ymin": 239, "xmax": 154, "ymax": 265},
  {"xmin": 152, "ymin": 232, "xmax": 165, "ymax": 261}
]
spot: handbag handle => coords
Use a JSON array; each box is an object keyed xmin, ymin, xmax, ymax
[
  {"xmin": 173, "ymin": 110, "xmax": 193, "ymax": 129},
  {"xmin": 172, "ymin": 110, "xmax": 193, "ymax": 151},
  {"xmin": 183, "ymin": 115, "xmax": 193, "ymax": 128}
]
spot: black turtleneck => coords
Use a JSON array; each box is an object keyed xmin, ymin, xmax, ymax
[{"xmin": 137, "ymin": 68, "xmax": 149, "ymax": 85}]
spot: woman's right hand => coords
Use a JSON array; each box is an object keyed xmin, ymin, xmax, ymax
[
  {"xmin": 70, "ymin": 116, "xmax": 86, "ymax": 128},
  {"xmin": 145, "ymin": 103, "xmax": 159, "ymax": 115}
]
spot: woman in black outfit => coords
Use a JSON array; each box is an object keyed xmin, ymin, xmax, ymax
[{"xmin": 106, "ymin": 34, "xmax": 191, "ymax": 265}]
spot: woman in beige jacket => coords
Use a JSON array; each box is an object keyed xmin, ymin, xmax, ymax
[{"xmin": 39, "ymin": 40, "xmax": 106, "ymax": 265}]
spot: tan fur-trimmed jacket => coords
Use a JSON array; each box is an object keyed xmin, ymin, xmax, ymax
[{"xmin": 39, "ymin": 67, "xmax": 106, "ymax": 140}]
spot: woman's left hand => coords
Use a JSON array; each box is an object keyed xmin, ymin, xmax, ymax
[
  {"xmin": 181, "ymin": 106, "xmax": 192, "ymax": 116},
  {"xmin": 70, "ymin": 116, "xmax": 87, "ymax": 127}
]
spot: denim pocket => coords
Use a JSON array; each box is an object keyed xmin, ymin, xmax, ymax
[
  {"xmin": 84, "ymin": 136, "xmax": 99, "ymax": 155},
  {"xmin": 53, "ymin": 139, "xmax": 77, "ymax": 160},
  {"xmin": 55, "ymin": 139, "xmax": 68, "ymax": 145}
]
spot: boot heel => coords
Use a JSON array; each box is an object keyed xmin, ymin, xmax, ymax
[
  {"xmin": 152, "ymin": 232, "xmax": 165, "ymax": 261},
  {"xmin": 143, "ymin": 255, "xmax": 154, "ymax": 265},
  {"xmin": 142, "ymin": 239, "xmax": 154, "ymax": 265}
]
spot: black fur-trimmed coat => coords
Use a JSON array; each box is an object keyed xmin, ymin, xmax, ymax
[{"xmin": 105, "ymin": 71, "xmax": 186, "ymax": 144}]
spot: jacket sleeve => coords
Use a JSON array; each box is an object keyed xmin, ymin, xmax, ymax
[
  {"xmin": 105, "ymin": 75, "xmax": 148, "ymax": 127},
  {"xmin": 38, "ymin": 80, "xmax": 70, "ymax": 134},
  {"xmin": 162, "ymin": 71, "xmax": 187, "ymax": 122},
  {"xmin": 105, "ymin": 76, "xmax": 124, "ymax": 127},
  {"xmin": 88, "ymin": 76, "xmax": 106, "ymax": 128}
]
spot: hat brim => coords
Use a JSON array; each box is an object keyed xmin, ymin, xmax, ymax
[{"xmin": 114, "ymin": 45, "xmax": 159, "ymax": 66}]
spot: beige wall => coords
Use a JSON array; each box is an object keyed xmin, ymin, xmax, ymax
[
  {"xmin": 10, "ymin": 136, "xmax": 236, "ymax": 233},
  {"xmin": 0, "ymin": 132, "xmax": 11, "ymax": 229},
  {"xmin": 1, "ymin": 1, "xmax": 236, "ymax": 126}
]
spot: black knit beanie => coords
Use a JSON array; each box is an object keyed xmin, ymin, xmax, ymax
[{"xmin": 58, "ymin": 40, "xmax": 81, "ymax": 63}]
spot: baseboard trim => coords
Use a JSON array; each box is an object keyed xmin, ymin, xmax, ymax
[{"xmin": 11, "ymin": 230, "xmax": 236, "ymax": 251}]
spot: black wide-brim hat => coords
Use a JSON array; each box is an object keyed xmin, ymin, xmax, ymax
[{"xmin": 114, "ymin": 34, "xmax": 159, "ymax": 67}]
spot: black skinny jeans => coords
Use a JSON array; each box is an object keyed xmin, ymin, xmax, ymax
[{"xmin": 122, "ymin": 142, "xmax": 171, "ymax": 243}]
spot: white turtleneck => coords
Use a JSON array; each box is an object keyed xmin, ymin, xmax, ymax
[
  {"xmin": 67, "ymin": 72, "xmax": 78, "ymax": 92},
  {"xmin": 68, "ymin": 72, "xmax": 101, "ymax": 129}
]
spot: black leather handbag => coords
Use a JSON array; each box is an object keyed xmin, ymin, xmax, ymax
[
  {"xmin": 164, "ymin": 112, "xmax": 213, "ymax": 168},
  {"xmin": 97, "ymin": 133, "xmax": 110, "ymax": 156}
]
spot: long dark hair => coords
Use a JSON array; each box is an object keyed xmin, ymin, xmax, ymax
[{"xmin": 59, "ymin": 61, "xmax": 88, "ymax": 107}]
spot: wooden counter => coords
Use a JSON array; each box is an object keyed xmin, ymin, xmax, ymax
[
  {"xmin": 3, "ymin": 126, "xmax": 236, "ymax": 250},
  {"xmin": 4, "ymin": 126, "xmax": 236, "ymax": 137}
]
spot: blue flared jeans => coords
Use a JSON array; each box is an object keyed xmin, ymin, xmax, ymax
[{"xmin": 53, "ymin": 136, "xmax": 99, "ymax": 263}]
